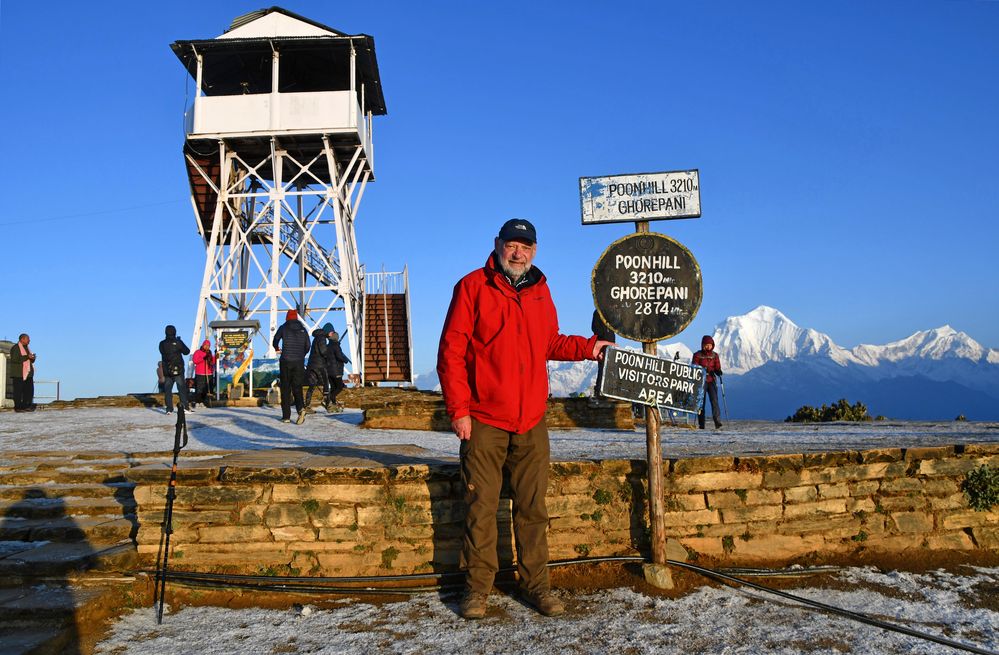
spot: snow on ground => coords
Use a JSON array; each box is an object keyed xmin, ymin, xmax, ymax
[
  {"xmin": 95, "ymin": 567, "xmax": 999, "ymax": 655},
  {"xmin": 1, "ymin": 406, "xmax": 997, "ymax": 459},
  {"xmin": 4, "ymin": 407, "xmax": 996, "ymax": 652}
]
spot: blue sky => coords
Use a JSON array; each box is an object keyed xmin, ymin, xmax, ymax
[{"xmin": 2, "ymin": 1, "xmax": 997, "ymax": 400}]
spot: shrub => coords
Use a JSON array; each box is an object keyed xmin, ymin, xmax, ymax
[
  {"xmin": 785, "ymin": 399, "xmax": 872, "ymax": 423},
  {"xmin": 962, "ymin": 465, "xmax": 999, "ymax": 512},
  {"xmin": 593, "ymin": 489, "xmax": 614, "ymax": 505}
]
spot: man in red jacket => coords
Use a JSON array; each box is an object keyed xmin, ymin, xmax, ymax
[{"xmin": 438, "ymin": 219, "xmax": 612, "ymax": 620}]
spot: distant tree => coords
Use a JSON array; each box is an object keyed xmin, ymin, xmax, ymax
[{"xmin": 785, "ymin": 398, "xmax": 872, "ymax": 423}]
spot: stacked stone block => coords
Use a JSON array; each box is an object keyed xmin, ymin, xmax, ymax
[{"xmin": 127, "ymin": 444, "xmax": 999, "ymax": 577}]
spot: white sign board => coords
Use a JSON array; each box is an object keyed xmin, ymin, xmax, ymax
[
  {"xmin": 600, "ymin": 346, "xmax": 706, "ymax": 413},
  {"xmin": 580, "ymin": 170, "xmax": 701, "ymax": 225}
]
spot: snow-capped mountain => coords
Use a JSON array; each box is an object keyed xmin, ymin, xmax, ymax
[
  {"xmin": 716, "ymin": 307, "xmax": 999, "ymax": 386},
  {"xmin": 716, "ymin": 307, "xmax": 999, "ymax": 419},
  {"xmin": 415, "ymin": 305, "xmax": 999, "ymax": 420},
  {"xmin": 714, "ymin": 306, "xmax": 861, "ymax": 373}
]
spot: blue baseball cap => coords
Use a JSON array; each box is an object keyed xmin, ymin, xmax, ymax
[{"xmin": 498, "ymin": 218, "xmax": 537, "ymax": 244}]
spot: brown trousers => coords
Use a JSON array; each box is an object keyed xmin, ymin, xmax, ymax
[{"xmin": 460, "ymin": 417, "xmax": 551, "ymax": 595}]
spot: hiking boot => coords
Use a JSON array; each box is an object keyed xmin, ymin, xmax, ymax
[
  {"xmin": 459, "ymin": 591, "xmax": 488, "ymax": 620},
  {"xmin": 304, "ymin": 406, "xmax": 316, "ymax": 415},
  {"xmin": 522, "ymin": 589, "xmax": 565, "ymax": 617},
  {"xmin": 296, "ymin": 412, "xmax": 306, "ymax": 425},
  {"xmin": 714, "ymin": 422, "xmax": 723, "ymax": 429},
  {"xmin": 281, "ymin": 417, "xmax": 291, "ymax": 424}
]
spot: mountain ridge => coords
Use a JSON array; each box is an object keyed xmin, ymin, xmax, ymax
[{"xmin": 415, "ymin": 306, "xmax": 999, "ymax": 419}]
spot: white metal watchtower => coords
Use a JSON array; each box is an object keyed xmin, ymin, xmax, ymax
[{"xmin": 173, "ymin": 7, "xmax": 413, "ymax": 383}]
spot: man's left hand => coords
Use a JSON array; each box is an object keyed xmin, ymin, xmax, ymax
[{"xmin": 593, "ymin": 340, "xmax": 614, "ymax": 360}]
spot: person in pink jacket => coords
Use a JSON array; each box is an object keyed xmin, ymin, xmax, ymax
[{"xmin": 191, "ymin": 340, "xmax": 216, "ymax": 409}]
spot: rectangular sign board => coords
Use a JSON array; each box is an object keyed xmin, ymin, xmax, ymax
[
  {"xmin": 215, "ymin": 328, "xmax": 253, "ymax": 397},
  {"xmin": 600, "ymin": 346, "xmax": 706, "ymax": 414},
  {"xmin": 580, "ymin": 169, "xmax": 700, "ymax": 225}
]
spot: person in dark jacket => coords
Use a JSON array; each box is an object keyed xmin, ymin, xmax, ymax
[
  {"xmin": 10, "ymin": 334, "xmax": 36, "ymax": 412},
  {"xmin": 272, "ymin": 309, "xmax": 310, "ymax": 424},
  {"xmin": 692, "ymin": 335, "xmax": 723, "ymax": 429},
  {"xmin": 324, "ymin": 323, "xmax": 350, "ymax": 410},
  {"xmin": 304, "ymin": 327, "xmax": 329, "ymax": 413},
  {"xmin": 159, "ymin": 325, "xmax": 191, "ymax": 415}
]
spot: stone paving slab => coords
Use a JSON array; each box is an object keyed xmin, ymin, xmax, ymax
[
  {"xmin": 0, "ymin": 517, "xmax": 135, "ymax": 543},
  {"xmin": 0, "ymin": 483, "xmax": 136, "ymax": 501},
  {"xmin": 0, "ymin": 497, "xmax": 137, "ymax": 519},
  {"xmin": 124, "ymin": 445, "xmax": 458, "ymax": 484},
  {"xmin": 0, "ymin": 541, "xmax": 45, "ymax": 559},
  {"xmin": 0, "ymin": 626, "xmax": 71, "ymax": 655},
  {"xmin": 0, "ymin": 584, "xmax": 105, "ymax": 619},
  {"xmin": 0, "ymin": 541, "xmax": 136, "ymax": 578}
]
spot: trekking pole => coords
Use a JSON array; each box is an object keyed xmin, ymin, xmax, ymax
[
  {"xmin": 156, "ymin": 405, "xmax": 189, "ymax": 624},
  {"xmin": 719, "ymin": 376, "xmax": 730, "ymax": 422}
]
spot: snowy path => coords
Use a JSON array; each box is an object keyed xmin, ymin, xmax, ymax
[
  {"xmin": 2, "ymin": 406, "xmax": 997, "ymax": 459},
  {"xmin": 96, "ymin": 567, "xmax": 999, "ymax": 654}
]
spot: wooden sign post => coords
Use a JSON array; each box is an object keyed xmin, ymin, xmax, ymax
[{"xmin": 585, "ymin": 171, "xmax": 702, "ymax": 589}]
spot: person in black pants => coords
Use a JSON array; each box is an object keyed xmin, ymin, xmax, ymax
[
  {"xmin": 10, "ymin": 334, "xmax": 36, "ymax": 412},
  {"xmin": 272, "ymin": 309, "xmax": 310, "ymax": 424},
  {"xmin": 304, "ymin": 327, "xmax": 329, "ymax": 413},
  {"xmin": 324, "ymin": 324, "xmax": 350, "ymax": 410},
  {"xmin": 159, "ymin": 325, "xmax": 190, "ymax": 415},
  {"xmin": 692, "ymin": 335, "xmax": 723, "ymax": 429}
]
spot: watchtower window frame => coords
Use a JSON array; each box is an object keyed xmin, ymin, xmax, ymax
[
  {"xmin": 174, "ymin": 36, "xmax": 388, "ymax": 116},
  {"xmin": 200, "ymin": 47, "xmax": 273, "ymax": 96}
]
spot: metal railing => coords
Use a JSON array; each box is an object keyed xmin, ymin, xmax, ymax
[
  {"xmin": 364, "ymin": 270, "xmax": 406, "ymax": 295},
  {"xmin": 33, "ymin": 379, "xmax": 61, "ymax": 402}
]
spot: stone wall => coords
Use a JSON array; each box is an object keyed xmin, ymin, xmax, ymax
[
  {"xmin": 127, "ymin": 444, "xmax": 999, "ymax": 577},
  {"xmin": 356, "ymin": 393, "xmax": 634, "ymax": 431}
]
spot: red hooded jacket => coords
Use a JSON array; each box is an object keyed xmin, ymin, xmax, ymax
[
  {"xmin": 692, "ymin": 335, "xmax": 722, "ymax": 383},
  {"xmin": 437, "ymin": 255, "xmax": 598, "ymax": 434},
  {"xmin": 193, "ymin": 341, "xmax": 215, "ymax": 376}
]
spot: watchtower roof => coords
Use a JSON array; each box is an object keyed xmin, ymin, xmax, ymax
[{"xmin": 170, "ymin": 6, "xmax": 387, "ymax": 115}]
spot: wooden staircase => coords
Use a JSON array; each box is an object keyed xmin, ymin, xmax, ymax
[{"xmin": 363, "ymin": 293, "xmax": 412, "ymax": 383}]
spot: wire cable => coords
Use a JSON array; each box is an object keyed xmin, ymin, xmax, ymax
[
  {"xmin": 667, "ymin": 559, "xmax": 998, "ymax": 655},
  {"xmin": 145, "ymin": 557, "xmax": 997, "ymax": 654}
]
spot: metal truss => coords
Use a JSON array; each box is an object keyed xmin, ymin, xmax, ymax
[{"xmin": 188, "ymin": 136, "xmax": 369, "ymax": 366}]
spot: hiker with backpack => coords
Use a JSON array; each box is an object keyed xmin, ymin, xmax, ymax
[{"xmin": 159, "ymin": 325, "xmax": 191, "ymax": 415}]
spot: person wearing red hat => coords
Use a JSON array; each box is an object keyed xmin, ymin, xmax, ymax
[
  {"xmin": 692, "ymin": 335, "xmax": 724, "ymax": 429},
  {"xmin": 272, "ymin": 309, "xmax": 310, "ymax": 423}
]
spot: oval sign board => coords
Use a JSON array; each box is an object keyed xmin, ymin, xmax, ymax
[{"xmin": 591, "ymin": 232, "xmax": 702, "ymax": 342}]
